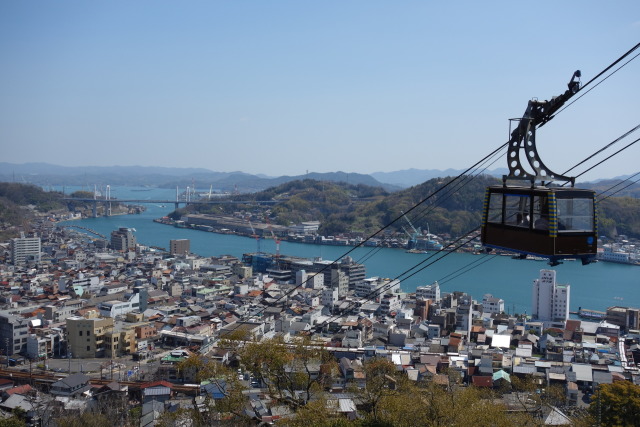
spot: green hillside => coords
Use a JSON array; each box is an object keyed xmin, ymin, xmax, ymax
[
  {"xmin": 0, "ymin": 183, "xmax": 96, "ymax": 240},
  {"xmin": 180, "ymin": 175, "xmax": 640, "ymax": 240}
]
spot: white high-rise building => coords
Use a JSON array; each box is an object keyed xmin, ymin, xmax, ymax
[
  {"xmin": 10, "ymin": 234, "xmax": 41, "ymax": 265},
  {"xmin": 531, "ymin": 269, "xmax": 570, "ymax": 323}
]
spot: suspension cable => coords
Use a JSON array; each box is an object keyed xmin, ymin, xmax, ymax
[
  {"xmin": 597, "ymin": 172, "xmax": 640, "ymax": 202},
  {"xmin": 223, "ymin": 45, "xmax": 640, "ymax": 334}
]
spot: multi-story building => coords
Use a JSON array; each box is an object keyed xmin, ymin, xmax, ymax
[
  {"xmin": 356, "ymin": 277, "xmax": 400, "ymax": 299},
  {"xmin": 288, "ymin": 221, "xmax": 320, "ymax": 235},
  {"xmin": 339, "ymin": 257, "xmax": 366, "ymax": 291},
  {"xmin": 44, "ymin": 300, "xmax": 84, "ymax": 323},
  {"xmin": 26, "ymin": 328, "xmax": 63, "ymax": 359},
  {"xmin": 169, "ymin": 239, "xmax": 190, "ymax": 256},
  {"xmin": 321, "ymin": 288, "xmax": 338, "ymax": 309},
  {"xmin": 379, "ymin": 294, "xmax": 401, "ymax": 317},
  {"xmin": 0, "ymin": 312, "xmax": 30, "ymax": 356},
  {"xmin": 606, "ymin": 306, "xmax": 640, "ymax": 332},
  {"xmin": 295, "ymin": 270, "xmax": 324, "ymax": 289},
  {"xmin": 416, "ymin": 282, "xmax": 441, "ymax": 303},
  {"xmin": 10, "ymin": 234, "xmax": 41, "ymax": 265},
  {"xmin": 98, "ymin": 291, "xmax": 140, "ymax": 318},
  {"xmin": 482, "ymin": 294, "xmax": 505, "ymax": 315},
  {"xmin": 66, "ymin": 316, "xmax": 114, "ymax": 358},
  {"xmin": 104, "ymin": 327, "xmax": 137, "ymax": 358},
  {"xmin": 110, "ymin": 227, "xmax": 136, "ymax": 252},
  {"xmin": 330, "ymin": 267, "xmax": 350, "ymax": 297},
  {"xmin": 531, "ymin": 269, "xmax": 570, "ymax": 324}
]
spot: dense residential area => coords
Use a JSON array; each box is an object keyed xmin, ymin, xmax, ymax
[{"xmin": 0, "ymin": 212, "xmax": 638, "ymax": 426}]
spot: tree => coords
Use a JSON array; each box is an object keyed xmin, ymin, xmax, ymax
[
  {"xmin": 53, "ymin": 412, "xmax": 112, "ymax": 427},
  {"xmin": 176, "ymin": 354, "xmax": 248, "ymax": 422},
  {"xmin": 589, "ymin": 381, "xmax": 640, "ymax": 426},
  {"xmin": 239, "ymin": 335, "xmax": 337, "ymax": 409},
  {"xmin": 0, "ymin": 411, "xmax": 26, "ymax": 427},
  {"xmin": 281, "ymin": 397, "xmax": 352, "ymax": 427},
  {"xmin": 354, "ymin": 358, "xmax": 399, "ymax": 422}
]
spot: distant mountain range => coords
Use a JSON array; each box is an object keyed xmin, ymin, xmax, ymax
[{"xmin": 0, "ymin": 162, "xmax": 637, "ymax": 195}]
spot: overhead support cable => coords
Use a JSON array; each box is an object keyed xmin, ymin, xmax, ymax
[{"xmin": 225, "ymin": 43, "xmax": 640, "ymax": 335}]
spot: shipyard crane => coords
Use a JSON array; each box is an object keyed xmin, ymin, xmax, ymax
[
  {"xmin": 247, "ymin": 219, "xmax": 262, "ymax": 253},
  {"xmin": 401, "ymin": 210, "xmax": 421, "ymax": 236},
  {"xmin": 264, "ymin": 215, "xmax": 281, "ymax": 258}
]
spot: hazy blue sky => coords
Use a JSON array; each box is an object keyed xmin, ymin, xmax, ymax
[{"xmin": 1, "ymin": 2, "xmax": 639, "ymax": 180}]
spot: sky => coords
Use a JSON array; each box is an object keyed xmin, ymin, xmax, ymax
[{"xmin": 1, "ymin": 1, "xmax": 639, "ymax": 181}]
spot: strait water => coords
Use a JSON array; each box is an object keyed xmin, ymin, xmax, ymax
[{"xmin": 58, "ymin": 186, "xmax": 640, "ymax": 316}]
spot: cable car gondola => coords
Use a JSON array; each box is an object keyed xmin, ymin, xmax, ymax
[
  {"xmin": 480, "ymin": 70, "xmax": 597, "ymax": 265},
  {"xmin": 482, "ymin": 185, "xmax": 597, "ymax": 265}
]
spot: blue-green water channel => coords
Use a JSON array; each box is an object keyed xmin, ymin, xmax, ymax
[{"xmin": 58, "ymin": 185, "xmax": 639, "ymax": 316}]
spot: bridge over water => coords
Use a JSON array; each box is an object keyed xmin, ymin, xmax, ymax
[{"xmin": 62, "ymin": 197, "xmax": 278, "ymax": 217}]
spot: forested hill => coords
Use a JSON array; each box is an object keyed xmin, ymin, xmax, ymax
[
  {"xmin": 0, "ymin": 183, "xmax": 65, "ymax": 239},
  {"xmin": 0, "ymin": 183, "xmax": 96, "ymax": 240},
  {"xmin": 184, "ymin": 175, "xmax": 640, "ymax": 239},
  {"xmin": 184, "ymin": 176, "xmax": 500, "ymax": 237}
]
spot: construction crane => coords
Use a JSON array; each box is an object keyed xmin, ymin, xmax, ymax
[
  {"xmin": 264, "ymin": 215, "xmax": 281, "ymax": 258},
  {"xmin": 401, "ymin": 210, "xmax": 420, "ymax": 236},
  {"xmin": 247, "ymin": 219, "xmax": 261, "ymax": 253}
]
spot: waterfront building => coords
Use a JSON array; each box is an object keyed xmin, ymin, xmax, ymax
[
  {"xmin": 288, "ymin": 221, "xmax": 320, "ymax": 235},
  {"xmin": 606, "ymin": 306, "xmax": 640, "ymax": 332},
  {"xmin": 110, "ymin": 227, "xmax": 137, "ymax": 252},
  {"xmin": 531, "ymin": 269, "xmax": 570, "ymax": 325},
  {"xmin": 482, "ymin": 294, "xmax": 505, "ymax": 315},
  {"xmin": 416, "ymin": 282, "xmax": 441, "ymax": 302},
  {"xmin": 10, "ymin": 234, "xmax": 41, "ymax": 265},
  {"xmin": 169, "ymin": 239, "xmax": 190, "ymax": 256}
]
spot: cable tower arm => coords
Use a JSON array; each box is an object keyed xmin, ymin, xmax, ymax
[{"xmin": 505, "ymin": 70, "xmax": 582, "ymax": 185}]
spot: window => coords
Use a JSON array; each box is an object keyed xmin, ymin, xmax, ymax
[
  {"xmin": 532, "ymin": 196, "xmax": 549, "ymax": 230},
  {"xmin": 79, "ymin": 331, "xmax": 83, "ymax": 336},
  {"xmin": 557, "ymin": 198, "xmax": 594, "ymax": 232},
  {"xmin": 87, "ymin": 346, "xmax": 90, "ymax": 351},
  {"xmin": 504, "ymin": 194, "xmax": 530, "ymax": 227},
  {"xmin": 487, "ymin": 193, "xmax": 503, "ymax": 224},
  {"xmin": 87, "ymin": 331, "xmax": 90, "ymax": 337}
]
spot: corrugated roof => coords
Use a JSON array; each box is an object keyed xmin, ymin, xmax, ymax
[
  {"xmin": 143, "ymin": 387, "xmax": 171, "ymax": 396},
  {"xmin": 571, "ymin": 364, "xmax": 593, "ymax": 382}
]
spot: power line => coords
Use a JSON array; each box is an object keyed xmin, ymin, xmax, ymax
[
  {"xmin": 562, "ymin": 124, "xmax": 640, "ymax": 177},
  {"xmin": 597, "ymin": 172, "xmax": 640, "ymax": 202},
  {"xmin": 554, "ymin": 50, "xmax": 640, "ymax": 119},
  {"xmin": 223, "ymin": 44, "xmax": 640, "ymax": 336},
  {"xmin": 316, "ymin": 228, "xmax": 480, "ymax": 329},
  {"xmin": 573, "ymin": 136, "xmax": 640, "ymax": 181},
  {"xmin": 436, "ymin": 253, "xmax": 498, "ymax": 286}
]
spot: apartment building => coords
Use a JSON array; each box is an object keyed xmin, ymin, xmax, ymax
[{"xmin": 66, "ymin": 316, "xmax": 114, "ymax": 358}]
